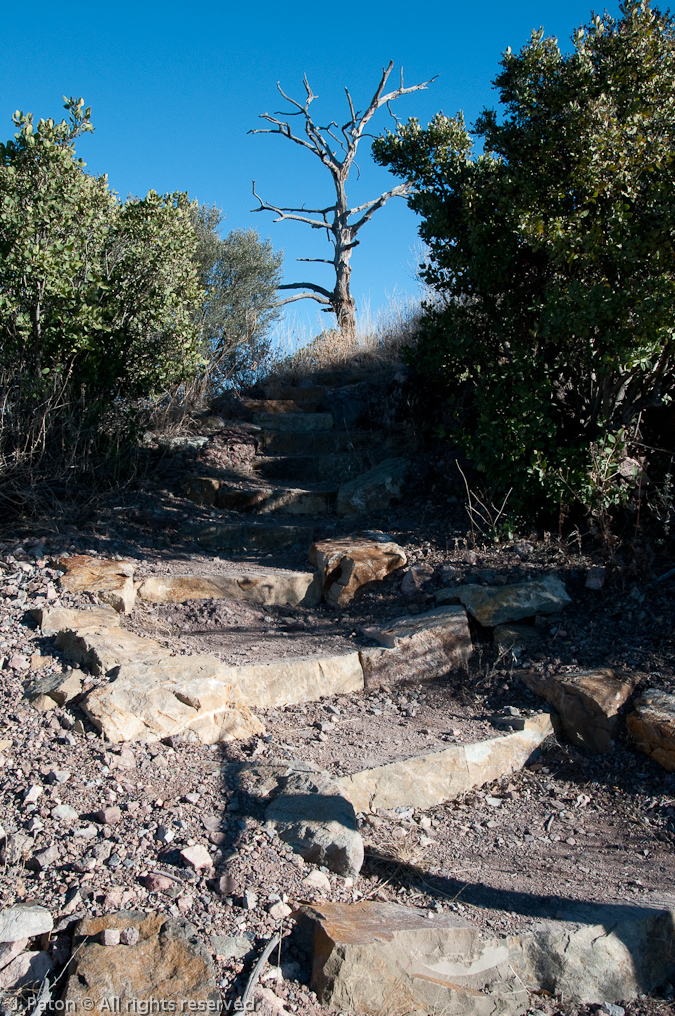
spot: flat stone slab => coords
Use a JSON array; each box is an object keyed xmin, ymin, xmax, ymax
[
  {"xmin": 0, "ymin": 905, "xmax": 53, "ymax": 943},
  {"xmin": 82, "ymin": 654, "xmax": 265, "ymax": 744},
  {"xmin": 359, "ymin": 605, "xmax": 472, "ymax": 689},
  {"xmin": 627, "ymin": 688, "xmax": 675, "ymax": 770},
  {"xmin": 137, "ymin": 570, "xmax": 321, "ymax": 608},
  {"xmin": 182, "ymin": 475, "xmax": 336, "ymax": 515},
  {"xmin": 339, "ymin": 712, "xmax": 555, "ymax": 812},
  {"xmin": 253, "ymin": 411, "xmax": 333, "ymax": 432},
  {"xmin": 309, "ymin": 532, "xmax": 407, "ymax": 606},
  {"xmin": 182, "ymin": 522, "xmax": 313, "ymax": 552},
  {"xmin": 24, "ymin": 668, "xmax": 84, "ymax": 711},
  {"xmin": 294, "ymin": 897, "xmax": 675, "ymax": 1012},
  {"xmin": 437, "ymin": 574, "xmax": 571, "ymax": 626},
  {"xmin": 234, "ymin": 653, "xmax": 364, "ymax": 709},
  {"xmin": 63, "ymin": 911, "xmax": 219, "ymax": 1013},
  {"xmin": 521, "ymin": 667, "xmax": 639, "ymax": 753},
  {"xmin": 336, "ymin": 457, "xmax": 409, "ymax": 516},
  {"xmin": 57, "ymin": 554, "xmax": 137, "ymax": 613}
]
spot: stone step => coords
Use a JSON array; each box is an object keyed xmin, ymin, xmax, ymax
[
  {"xmin": 215, "ymin": 482, "xmax": 336, "ymax": 515},
  {"xmin": 253, "ymin": 412, "xmax": 333, "ymax": 432},
  {"xmin": 181, "ymin": 521, "xmax": 313, "ymax": 552},
  {"xmin": 252, "ymin": 453, "xmax": 366, "ymax": 483},
  {"xmin": 271, "ymin": 386, "xmax": 328, "ymax": 402},
  {"xmin": 182, "ymin": 474, "xmax": 337, "ymax": 514},
  {"xmin": 242, "ymin": 398, "xmax": 322, "ymax": 414},
  {"xmin": 260, "ymin": 429, "xmax": 383, "ymax": 456}
]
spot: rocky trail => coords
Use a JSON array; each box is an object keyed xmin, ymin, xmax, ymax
[{"xmin": 1, "ymin": 372, "xmax": 675, "ymax": 1016}]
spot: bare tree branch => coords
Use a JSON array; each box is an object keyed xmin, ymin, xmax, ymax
[
  {"xmin": 277, "ymin": 291, "xmax": 332, "ymax": 307},
  {"xmin": 279, "ymin": 281, "xmax": 333, "ymax": 298},
  {"xmin": 251, "ymin": 63, "xmax": 435, "ymax": 334}
]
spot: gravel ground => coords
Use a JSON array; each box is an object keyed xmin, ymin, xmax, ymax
[{"xmin": 0, "ymin": 481, "xmax": 674, "ymax": 1016}]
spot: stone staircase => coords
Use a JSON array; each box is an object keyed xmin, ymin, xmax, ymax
[{"xmin": 181, "ymin": 378, "xmax": 407, "ymax": 551}]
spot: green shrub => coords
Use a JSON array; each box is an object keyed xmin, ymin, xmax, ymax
[
  {"xmin": 373, "ymin": 1, "xmax": 675, "ymax": 515},
  {"xmin": 0, "ymin": 98, "xmax": 203, "ymax": 473}
]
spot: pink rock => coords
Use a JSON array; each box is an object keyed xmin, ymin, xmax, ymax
[
  {"xmin": 141, "ymin": 873, "xmax": 174, "ymax": 893},
  {"xmin": 120, "ymin": 927, "xmax": 139, "ymax": 946},
  {"xmin": 95, "ymin": 806, "xmax": 122, "ymax": 826},
  {"xmin": 180, "ymin": 844, "xmax": 213, "ymax": 871},
  {"xmin": 8, "ymin": 655, "xmax": 29, "ymax": 672},
  {"xmin": 101, "ymin": 928, "xmax": 120, "ymax": 947}
]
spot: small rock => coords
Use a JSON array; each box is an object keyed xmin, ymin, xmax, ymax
[
  {"xmin": 184, "ymin": 793, "xmax": 200, "ymax": 805},
  {"xmin": 216, "ymin": 875, "xmax": 237, "ymax": 896},
  {"xmin": 210, "ymin": 934, "xmax": 253, "ymax": 960},
  {"xmin": 27, "ymin": 844, "xmax": 59, "ymax": 871},
  {"xmin": 243, "ymin": 890, "xmax": 257, "ymax": 911},
  {"xmin": 598, "ymin": 1005, "xmax": 625, "ymax": 1016},
  {"xmin": 400, "ymin": 563, "xmax": 435, "ymax": 598},
  {"xmin": 47, "ymin": 769, "xmax": 71, "ymax": 785},
  {"xmin": 95, "ymin": 806, "xmax": 122, "ymax": 826},
  {"xmin": 141, "ymin": 873, "xmax": 175, "ymax": 893},
  {"xmin": 101, "ymin": 928, "xmax": 121, "ymax": 946},
  {"xmin": 120, "ymin": 927, "xmax": 139, "ymax": 946},
  {"xmin": 8, "ymin": 654, "xmax": 29, "ymax": 672},
  {"xmin": 155, "ymin": 825, "xmax": 175, "ymax": 844},
  {"xmin": 180, "ymin": 844, "xmax": 213, "ymax": 871},
  {"xmin": 0, "ymin": 938, "xmax": 28, "ymax": 972},
  {"xmin": 23, "ymin": 785, "xmax": 42, "ymax": 805},
  {"xmin": 268, "ymin": 902, "xmax": 292, "ymax": 921},
  {"xmin": 302, "ymin": 870, "xmax": 331, "ymax": 893}
]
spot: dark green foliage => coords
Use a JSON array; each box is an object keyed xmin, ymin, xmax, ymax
[
  {"xmin": 373, "ymin": 1, "xmax": 675, "ymax": 513},
  {"xmin": 190, "ymin": 204, "xmax": 283, "ymax": 391}
]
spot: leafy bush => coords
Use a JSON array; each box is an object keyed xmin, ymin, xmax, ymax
[
  {"xmin": 373, "ymin": 1, "xmax": 675, "ymax": 515},
  {"xmin": 0, "ymin": 98, "xmax": 203, "ymax": 475}
]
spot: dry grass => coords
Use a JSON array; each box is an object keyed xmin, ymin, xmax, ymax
[{"xmin": 264, "ymin": 293, "xmax": 422, "ymax": 390}]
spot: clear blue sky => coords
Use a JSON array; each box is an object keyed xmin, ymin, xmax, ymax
[{"xmin": 3, "ymin": 1, "xmax": 622, "ymax": 344}]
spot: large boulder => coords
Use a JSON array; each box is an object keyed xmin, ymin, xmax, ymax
[
  {"xmin": 57, "ymin": 555, "xmax": 137, "ymax": 614},
  {"xmin": 359, "ymin": 606, "xmax": 472, "ymax": 689},
  {"xmin": 294, "ymin": 898, "xmax": 675, "ymax": 1012},
  {"xmin": 33, "ymin": 604, "xmax": 121, "ymax": 636},
  {"xmin": 293, "ymin": 901, "xmax": 526, "ymax": 1015},
  {"xmin": 234, "ymin": 653, "xmax": 364, "ymax": 709},
  {"xmin": 437, "ymin": 574, "xmax": 571, "ymax": 626},
  {"xmin": 521, "ymin": 668, "xmax": 639, "ymax": 753},
  {"xmin": 56, "ymin": 624, "xmax": 167, "ymax": 676},
  {"xmin": 62, "ymin": 912, "xmax": 219, "ymax": 1014},
  {"xmin": 309, "ymin": 532, "xmax": 406, "ymax": 606},
  {"xmin": 336, "ymin": 458, "xmax": 409, "ymax": 516},
  {"xmin": 264, "ymin": 768, "xmax": 363, "ymax": 877},
  {"xmin": 627, "ymin": 689, "xmax": 675, "ymax": 770}
]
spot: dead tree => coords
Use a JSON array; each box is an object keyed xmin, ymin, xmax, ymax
[{"xmin": 250, "ymin": 62, "xmax": 435, "ymax": 337}]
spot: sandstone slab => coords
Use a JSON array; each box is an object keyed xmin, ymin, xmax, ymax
[
  {"xmin": 339, "ymin": 712, "xmax": 555, "ymax": 813},
  {"xmin": 56, "ymin": 625, "xmax": 166, "ymax": 676},
  {"xmin": 437, "ymin": 574, "xmax": 571, "ymax": 626},
  {"xmin": 182, "ymin": 475, "xmax": 220, "ymax": 506},
  {"xmin": 265, "ymin": 770, "xmax": 363, "ymax": 877},
  {"xmin": 82, "ymin": 654, "xmax": 265, "ymax": 744},
  {"xmin": 294, "ymin": 898, "xmax": 675, "ymax": 1012},
  {"xmin": 309, "ymin": 532, "xmax": 406, "ymax": 607},
  {"xmin": 627, "ymin": 689, "xmax": 675, "ymax": 770},
  {"xmin": 57, "ymin": 555, "xmax": 137, "ymax": 613},
  {"xmin": 137, "ymin": 570, "xmax": 321, "ymax": 608},
  {"xmin": 217, "ymin": 483, "xmax": 335, "ymax": 516},
  {"xmin": 293, "ymin": 901, "xmax": 525, "ymax": 1015},
  {"xmin": 63, "ymin": 911, "xmax": 219, "ymax": 1013},
  {"xmin": 33, "ymin": 605, "xmax": 121, "ymax": 636},
  {"xmin": 0, "ymin": 950, "xmax": 52, "ymax": 990},
  {"xmin": 234, "ymin": 653, "xmax": 364, "ymax": 709},
  {"xmin": 521, "ymin": 668, "xmax": 639, "ymax": 753},
  {"xmin": 336, "ymin": 457, "xmax": 408, "ymax": 516},
  {"xmin": 359, "ymin": 606, "xmax": 472, "ymax": 689}
]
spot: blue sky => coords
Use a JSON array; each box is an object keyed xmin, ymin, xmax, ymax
[{"xmin": 3, "ymin": 1, "xmax": 622, "ymax": 343}]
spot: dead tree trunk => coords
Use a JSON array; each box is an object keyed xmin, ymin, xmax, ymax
[{"xmin": 250, "ymin": 62, "xmax": 435, "ymax": 337}]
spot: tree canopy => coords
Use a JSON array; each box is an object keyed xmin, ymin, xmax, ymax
[{"xmin": 373, "ymin": 1, "xmax": 675, "ymax": 512}]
